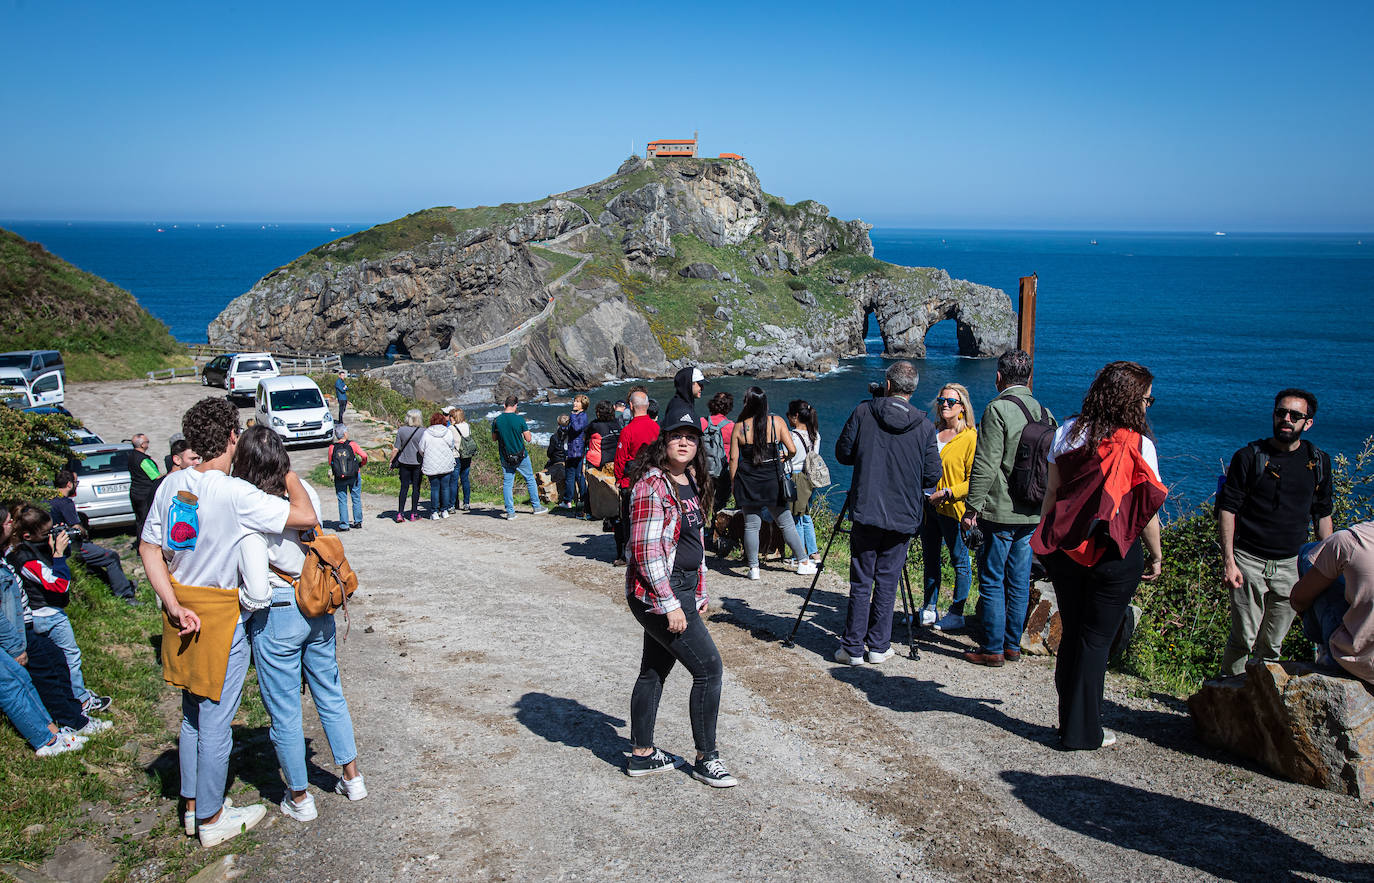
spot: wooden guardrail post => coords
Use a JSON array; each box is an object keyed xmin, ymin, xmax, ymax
[{"xmin": 1017, "ymin": 273, "xmax": 1037, "ymax": 390}]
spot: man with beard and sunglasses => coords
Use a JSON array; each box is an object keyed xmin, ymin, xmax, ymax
[{"xmin": 1217, "ymin": 388, "xmax": 1333, "ymax": 676}]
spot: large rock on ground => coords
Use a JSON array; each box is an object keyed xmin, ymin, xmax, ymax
[{"xmin": 1188, "ymin": 661, "xmax": 1374, "ymax": 797}]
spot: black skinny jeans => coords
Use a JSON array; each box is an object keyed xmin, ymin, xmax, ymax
[
  {"xmin": 628, "ymin": 571, "xmax": 723, "ymax": 756},
  {"xmin": 615, "ymin": 488, "xmax": 631, "ymax": 560},
  {"xmin": 1045, "ymin": 540, "xmax": 1143, "ymax": 749},
  {"xmin": 397, "ymin": 464, "xmax": 422, "ymax": 515},
  {"xmin": 25, "ymin": 627, "xmax": 87, "ymax": 730}
]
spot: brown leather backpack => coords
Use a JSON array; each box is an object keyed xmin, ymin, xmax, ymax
[{"xmin": 271, "ymin": 525, "xmax": 358, "ymax": 620}]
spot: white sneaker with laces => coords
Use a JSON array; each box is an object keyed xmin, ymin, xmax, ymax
[
  {"xmin": 197, "ymin": 802, "xmax": 267, "ymax": 848},
  {"xmin": 866, "ymin": 647, "xmax": 896, "ymax": 664},
  {"xmin": 280, "ymin": 791, "xmax": 318, "ymax": 821},
  {"xmin": 1100, "ymin": 729, "xmax": 1118, "ymax": 748},
  {"xmin": 335, "ymin": 774, "xmax": 368, "ymax": 800},
  {"xmin": 797, "ymin": 561, "xmax": 818, "ymax": 576},
  {"xmin": 77, "ymin": 717, "xmax": 112, "ymax": 736},
  {"xmin": 919, "ymin": 607, "xmax": 937, "ymax": 627},
  {"xmin": 748, "ymin": 567, "xmax": 760, "ymax": 581},
  {"xmin": 35, "ymin": 730, "xmax": 86, "ymax": 758},
  {"xmin": 430, "ymin": 512, "xmax": 442, "ymax": 520},
  {"xmin": 833, "ymin": 647, "xmax": 865, "ymax": 665},
  {"xmin": 184, "ymin": 797, "xmax": 232, "ymax": 836}
]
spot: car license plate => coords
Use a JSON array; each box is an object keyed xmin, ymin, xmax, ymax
[{"xmin": 98, "ymin": 483, "xmax": 130, "ymax": 494}]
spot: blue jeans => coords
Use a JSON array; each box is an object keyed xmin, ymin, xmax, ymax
[
  {"xmin": 457, "ymin": 457, "xmax": 472, "ymax": 506},
  {"xmin": 975, "ymin": 522, "xmax": 1035, "ymax": 655},
  {"xmin": 182, "ymin": 621, "xmax": 250, "ymax": 821},
  {"xmin": 428, "ymin": 471, "xmax": 453, "ymax": 513},
  {"xmin": 443, "ymin": 470, "xmax": 459, "ymax": 511},
  {"xmin": 502, "ymin": 455, "xmax": 544, "ymax": 516},
  {"xmin": 563, "ymin": 457, "xmax": 587, "ymax": 508},
  {"xmin": 0, "ymin": 651, "xmax": 55, "ymax": 749},
  {"xmin": 247, "ymin": 586, "xmax": 358, "ymax": 792},
  {"xmin": 796, "ymin": 514, "xmax": 819, "ymax": 558},
  {"xmin": 920, "ymin": 509, "xmax": 973, "ymax": 615},
  {"xmin": 31, "ymin": 612, "xmax": 92, "ymax": 703},
  {"xmin": 335, "ymin": 476, "xmax": 362, "ymax": 526},
  {"xmin": 843, "ymin": 523, "xmax": 911, "ymax": 655}
]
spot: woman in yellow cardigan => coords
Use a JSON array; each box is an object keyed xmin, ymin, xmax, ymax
[{"xmin": 918, "ymin": 383, "xmax": 978, "ymax": 631}]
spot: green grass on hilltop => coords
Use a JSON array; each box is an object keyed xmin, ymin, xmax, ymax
[
  {"xmin": 0, "ymin": 228, "xmax": 187, "ymax": 382},
  {"xmin": 528, "ymin": 246, "xmax": 582, "ymax": 284}
]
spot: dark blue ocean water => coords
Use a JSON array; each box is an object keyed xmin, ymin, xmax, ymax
[{"xmin": 6, "ymin": 221, "xmax": 1371, "ymax": 509}]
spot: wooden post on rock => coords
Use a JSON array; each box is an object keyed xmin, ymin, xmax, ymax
[{"xmin": 1017, "ymin": 273, "xmax": 1037, "ymax": 390}]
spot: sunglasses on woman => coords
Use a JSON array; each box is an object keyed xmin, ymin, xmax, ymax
[{"xmin": 935, "ymin": 397, "xmax": 961, "ymax": 407}]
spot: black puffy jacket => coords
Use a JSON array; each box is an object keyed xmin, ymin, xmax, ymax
[{"xmin": 834, "ymin": 396, "xmax": 942, "ymax": 535}]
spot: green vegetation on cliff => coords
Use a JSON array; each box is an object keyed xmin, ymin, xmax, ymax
[{"xmin": 0, "ymin": 228, "xmax": 186, "ymax": 381}]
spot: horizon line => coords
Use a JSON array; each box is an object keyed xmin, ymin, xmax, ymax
[{"xmin": 3, "ymin": 218, "xmax": 1371, "ymax": 237}]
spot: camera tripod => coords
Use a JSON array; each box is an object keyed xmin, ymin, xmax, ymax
[{"xmin": 781, "ymin": 491, "xmax": 921, "ymax": 660}]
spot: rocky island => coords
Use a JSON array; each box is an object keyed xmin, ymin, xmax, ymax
[{"xmin": 208, "ymin": 157, "xmax": 1016, "ymax": 402}]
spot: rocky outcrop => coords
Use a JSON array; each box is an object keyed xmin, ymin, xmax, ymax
[
  {"xmin": 208, "ymin": 157, "xmax": 1017, "ymax": 403},
  {"xmin": 1188, "ymin": 662, "xmax": 1374, "ymax": 797}
]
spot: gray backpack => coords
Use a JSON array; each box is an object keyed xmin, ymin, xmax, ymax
[{"xmin": 702, "ymin": 417, "xmax": 727, "ymax": 477}]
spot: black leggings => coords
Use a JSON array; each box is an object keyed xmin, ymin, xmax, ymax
[
  {"xmin": 25, "ymin": 627, "xmax": 87, "ymax": 730},
  {"xmin": 628, "ymin": 572, "xmax": 723, "ymax": 756},
  {"xmin": 397, "ymin": 464, "xmax": 422, "ymax": 515},
  {"xmin": 615, "ymin": 488, "xmax": 631, "ymax": 560},
  {"xmin": 1045, "ymin": 540, "xmax": 1143, "ymax": 749}
]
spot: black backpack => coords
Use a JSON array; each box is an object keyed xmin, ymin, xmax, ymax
[
  {"xmin": 1006, "ymin": 396, "xmax": 1057, "ymax": 507},
  {"xmin": 1215, "ymin": 440, "xmax": 1327, "ymax": 516},
  {"xmin": 330, "ymin": 442, "xmax": 361, "ymax": 482}
]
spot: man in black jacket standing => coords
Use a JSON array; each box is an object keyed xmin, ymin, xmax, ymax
[{"xmin": 834, "ymin": 361, "xmax": 942, "ymax": 665}]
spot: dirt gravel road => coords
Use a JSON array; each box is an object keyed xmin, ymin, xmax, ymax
[{"xmin": 61, "ymin": 381, "xmax": 1374, "ymax": 881}]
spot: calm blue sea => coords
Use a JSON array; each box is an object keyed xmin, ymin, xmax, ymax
[{"xmin": 6, "ymin": 220, "xmax": 1371, "ymax": 510}]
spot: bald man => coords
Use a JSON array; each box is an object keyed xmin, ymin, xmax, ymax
[{"xmin": 128, "ymin": 433, "xmax": 162, "ymax": 543}]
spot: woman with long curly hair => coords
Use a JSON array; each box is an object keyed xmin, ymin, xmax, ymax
[
  {"xmin": 1032, "ymin": 361, "xmax": 1167, "ymax": 750},
  {"xmin": 622, "ymin": 399, "xmax": 736, "ymax": 787}
]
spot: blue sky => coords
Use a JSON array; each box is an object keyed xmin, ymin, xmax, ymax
[{"xmin": 2, "ymin": 0, "xmax": 1370, "ymax": 230}]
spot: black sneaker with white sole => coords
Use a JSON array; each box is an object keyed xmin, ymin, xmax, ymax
[
  {"xmin": 82, "ymin": 695, "xmax": 112, "ymax": 713},
  {"xmin": 625, "ymin": 748, "xmax": 684, "ymax": 777},
  {"xmin": 691, "ymin": 753, "xmax": 738, "ymax": 788}
]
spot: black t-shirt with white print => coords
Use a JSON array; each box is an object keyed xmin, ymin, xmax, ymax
[{"xmin": 673, "ymin": 476, "xmax": 706, "ymax": 573}]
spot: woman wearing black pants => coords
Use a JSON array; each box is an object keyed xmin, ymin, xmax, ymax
[
  {"xmin": 1032, "ymin": 362, "xmax": 1167, "ymax": 750},
  {"xmin": 391, "ymin": 410, "xmax": 425, "ymax": 522},
  {"xmin": 623, "ymin": 400, "xmax": 736, "ymax": 787}
]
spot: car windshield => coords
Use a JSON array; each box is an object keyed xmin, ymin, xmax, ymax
[
  {"xmin": 70, "ymin": 450, "xmax": 130, "ymax": 475},
  {"xmin": 0, "ymin": 355, "xmax": 30, "ymax": 370},
  {"xmin": 0, "ymin": 376, "xmax": 25, "ymax": 387},
  {"xmin": 236, "ymin": 360, "xmax": 275, "ymax": 373},
  {"xmin": 270, "ymin": 388, "xmax": 324, "ymax": 411}
]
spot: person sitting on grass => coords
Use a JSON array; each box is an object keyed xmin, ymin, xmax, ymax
[
  {"xmin": 0, "ymin": 507, "xmax": 97, "ymax": 756},
  {"xmin": 48, "ymin": 470, "xmax": 139, "ymax": 605},
  {"xmin": 6, "ymin": 506, "xmax": 111, "ymax": 714}
]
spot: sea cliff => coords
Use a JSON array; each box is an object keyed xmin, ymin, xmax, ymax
[{"xmin": 208, "ymin": 158, "xmax": 1015, "ymax": 402}]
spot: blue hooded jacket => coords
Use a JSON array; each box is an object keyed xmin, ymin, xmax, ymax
[{"xmin": 835, "ymin": 395, "xmax": 942, "ymax": 535}]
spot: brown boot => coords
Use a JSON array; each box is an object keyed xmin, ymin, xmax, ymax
[{"xmin": 963, "ymin": 650, "xmax": 1005, "ymax": 667}]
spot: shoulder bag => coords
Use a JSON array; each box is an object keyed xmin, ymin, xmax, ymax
[{"xmin": 772, "ymin": 416, "xmax": 798, "ymax": 503}]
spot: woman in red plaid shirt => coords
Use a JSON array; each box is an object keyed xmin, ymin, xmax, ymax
[{"xmin": 623, "ymin": 399, "xmax": 737, "ymax": 788}]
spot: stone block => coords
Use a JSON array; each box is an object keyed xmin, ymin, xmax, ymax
[
  {"xmin": 1020, "ymin": 582, "xmax": 1062, "ymax": 656},
  {"xmin": 1188, "ymin": 661, "xmax": 1374, "ymax": 797}
]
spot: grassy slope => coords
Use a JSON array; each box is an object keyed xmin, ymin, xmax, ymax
[{"xmin": 0, "ymin": 228, "xmax": 188, "ymax": 381}]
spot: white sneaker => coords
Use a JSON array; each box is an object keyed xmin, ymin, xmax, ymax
[
  {"xmin": 1100, "ymin": 729, "xmax": 1118, "ymax": 748},
  {"xmin": 76, "ymin": 717, "xmax": 113, "ymax": 736},
  {"xmin": 866, "ymin": 647, "xmax": 896, "ymax": 665},
  {"xmin": 531, "ymin": 508, "xmax": 549, "ymax": 516},
  {"xmin": 919, "ymin": 607, "xmax": 937, "ymax": 627},
  {"xmin": 335, "ymin": 774, "xmax": 368, "ymax": 800},
  {"xmin": 280, "ymin": 792, "xmax": 317, "ymax": 821},
  {"xmin": 797, "ymin": 561, "xmax": 818, "ymax": 576},
  {"xmin": 833, "ymin": 648, "xmax": 865, "ymax": 665},
  {"xmin": 747, "ymin": 567, "xmax": 760, "ymax": 581},
  {"xmin": 197, "ymin": 802, "xmax": 267, "ymax": 848},
  {"xmin": 184, "ymin": 797, "xmax": 232, "ymax": 836},
  {"xmin": 430, "ymin": 512, "xmax": 442, "ymax": 520},
  {"xmin": 35, "ymin": 730, "xmax": 86, "ymax": 758}
]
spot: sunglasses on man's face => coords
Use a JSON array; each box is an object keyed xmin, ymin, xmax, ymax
[
  {"xmin": 1274, "ymin": 407, "xmax": 1309, "ymax": 422},
  {"xmin": 935, "ymin": 397, "xmax": 961, "ymax": 407}
]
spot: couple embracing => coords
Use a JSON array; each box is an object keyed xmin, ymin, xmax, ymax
[{"xmin": 140, "ymin": 397, "xmax": 366, "ymax": 848}]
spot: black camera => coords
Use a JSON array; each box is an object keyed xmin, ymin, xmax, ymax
[
  {"xmin": 868, "ymin": 381, "xmax": 885, "ymax": 398},
  {"xmin": 961, "ymin": 524, "xmax": 984, "ymax": 550},
  {"xmin": 49, "ymin": 524, "xmax": 82, "ymax": 548}
]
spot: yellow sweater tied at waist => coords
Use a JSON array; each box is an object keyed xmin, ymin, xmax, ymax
[{"xmin": 161, "ymin": 579, "xmax": 241, "ymax": 702}]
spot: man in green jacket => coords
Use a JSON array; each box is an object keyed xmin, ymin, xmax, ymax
[{"xmin": 961, "ymin": 350, "xmax": 1053, "ymax": 666}]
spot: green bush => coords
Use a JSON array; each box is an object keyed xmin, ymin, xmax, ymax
[
  {"xmin": 785, "ymin": 278, "xmax": 810, "ymax": 291},
  {"xmin": 0, "ymin": 407, "xmax": 74, "ymax": 501}
]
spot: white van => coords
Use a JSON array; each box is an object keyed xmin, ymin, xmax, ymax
[{"xmin": 254, "ymin": 375, "xmax": 334, "ymax": 444}]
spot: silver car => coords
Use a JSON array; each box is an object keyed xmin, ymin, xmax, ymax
[{"xmin": 68, "ymin": 443, "xmax": 135, "ymax": 528}]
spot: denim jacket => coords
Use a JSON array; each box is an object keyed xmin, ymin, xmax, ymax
[{"xmin": 0, "ymin": 559, "xmax": 28, "ymax": 659}]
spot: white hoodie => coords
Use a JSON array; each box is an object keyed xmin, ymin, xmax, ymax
[{"xmin": 419, "ymin": 424, "xmax": 457, "ymax": 475}]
